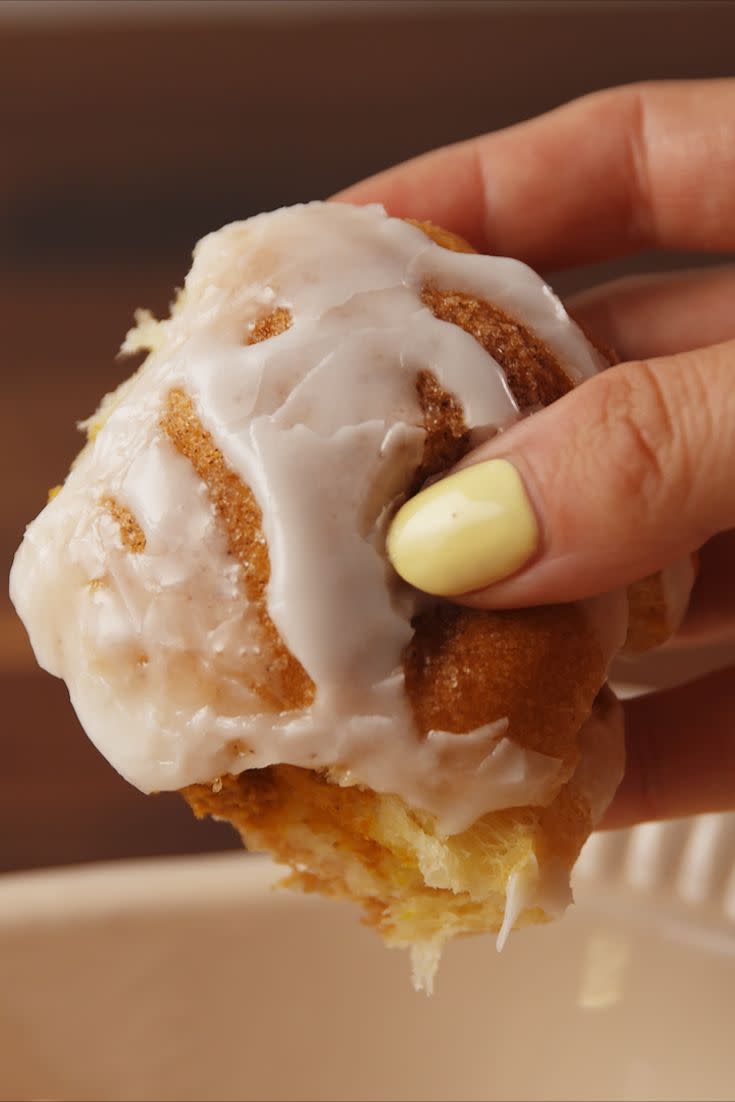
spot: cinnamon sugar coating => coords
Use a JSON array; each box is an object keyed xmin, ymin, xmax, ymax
[{"xmin": 161, "ymin": 387, "xmax": 314, "ymax": 712}]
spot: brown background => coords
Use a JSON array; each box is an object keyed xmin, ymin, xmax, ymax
[{"xmin": 2, "ymin": 0, "xmax": 734, "ymax": 872}]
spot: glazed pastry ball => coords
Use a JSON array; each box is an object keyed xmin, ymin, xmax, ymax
[{"xmin": 11, "ymin": 203, "xmax": 693, "ymax": 990}]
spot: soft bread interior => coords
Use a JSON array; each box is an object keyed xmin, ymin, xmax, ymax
[
  {"xmin": 185, "ymin": 684, "xmax": 623, "ymax": 991},
  {"xmin": 184, "ymin": 758, "xmax": 590, "ymax": 989}
]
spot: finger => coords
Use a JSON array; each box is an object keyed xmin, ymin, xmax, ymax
[
  {"xmin": 386, "ymin": 340, "xmax": 735, "ymax": 607},
  {"xmin": 337, "ymin": 79, "xmax": 735, "ymax": 269},
  {"xmin": 602, "ymin": 667, "xmax": 735, "ymax": 829},
  {"xmin": 568, "ymin": 265, "xmax": 735, "ymax": 362},
  {"xmin": 672, "ymin": 531, "xmax": 735, "ymax": 647}
]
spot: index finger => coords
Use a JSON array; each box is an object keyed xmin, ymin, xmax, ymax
[
  {"xmin": 337, "ymin": 79, "xmax": 735, "ymax": 270},
  {"xmin": 602, "ymin": 666, "xmax": 735, "ymax": 829}
]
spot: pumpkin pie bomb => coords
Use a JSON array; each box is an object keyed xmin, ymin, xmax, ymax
[{"xmin": 10, "ymin": 203, "xmax": 695, "ymax": 991}]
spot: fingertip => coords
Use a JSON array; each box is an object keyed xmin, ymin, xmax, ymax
[{"xmin": 386, "ymin": 459, "xmax": 539, "ymax": 598}]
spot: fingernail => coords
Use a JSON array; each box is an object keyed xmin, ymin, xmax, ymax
[{"xmin": 387, "ymin": 459, "xmax": 539, "ymax": 596}]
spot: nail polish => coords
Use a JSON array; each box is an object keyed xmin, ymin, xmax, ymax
[{"xmin": 387, "ymin": 459, "xmax": 539, "ymax": 596}]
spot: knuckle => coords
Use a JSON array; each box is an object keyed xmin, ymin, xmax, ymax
[{"xmin": 596, "ymin": 362, "xmax": 678, "ymax": 509}]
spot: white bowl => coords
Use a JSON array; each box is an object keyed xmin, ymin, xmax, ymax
[{"xmin": 2, "ymin": 836, "xmax": 735, "ymax": 1102}]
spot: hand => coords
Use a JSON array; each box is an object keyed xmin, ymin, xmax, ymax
[{"xmin": 339, "ymin": 79, "xmax": 735, "ymax": 829}]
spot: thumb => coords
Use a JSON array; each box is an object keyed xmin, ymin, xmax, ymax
[{"xmin": 387, "ymin": 339, "xmax": 735, "ymax": 607}]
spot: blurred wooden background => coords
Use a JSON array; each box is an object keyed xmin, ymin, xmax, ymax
[{"xmin": 2, "ymin": 0, "xmax": 734, "ymax": 872}]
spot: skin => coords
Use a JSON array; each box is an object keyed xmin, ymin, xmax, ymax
[{"xmin": 338, "ymin": 79, "xmax": 735, "ymax": 829}]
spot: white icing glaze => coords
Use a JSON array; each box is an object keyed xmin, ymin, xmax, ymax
[
  {"xmin": 571, "ymin": 686, "xmax": 626, "ymax": 824},
  {"xmin": 496, "ymin": 689, "xmax": 624, "ymax": 949},
  {"xmin": 497, "ymin": 855, "xmax": 540, "ymax": 952},
  {"xmin": 10, "ymin": 202, "xmax": 622, "ymax": 834},
  {"xmin": 496, "ymin": 856, "xmax": 573, "ymax": 952}
]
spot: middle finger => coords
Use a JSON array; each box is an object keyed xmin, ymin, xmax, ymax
[{"xmin": 568, "ymin": 264, "xmax": 735, "ymax": 362}]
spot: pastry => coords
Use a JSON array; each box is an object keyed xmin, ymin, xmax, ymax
[{"xmin": 10, "ymin": 203, "xmax": 692, "ymax": 990}]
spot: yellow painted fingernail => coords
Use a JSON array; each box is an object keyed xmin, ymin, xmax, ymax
[{"xmin": 387, "ymin": 459, "xmax": 538, "ymax": 596}]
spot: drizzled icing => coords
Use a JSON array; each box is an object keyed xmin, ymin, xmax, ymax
[{"xmin": 10, "ymin": 202, "xmax": 617, "ymax": 835}]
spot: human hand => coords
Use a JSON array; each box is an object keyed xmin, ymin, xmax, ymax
[{"xmin": 339, "ymin": 79, "xmax": 735, "ymax": 829}]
